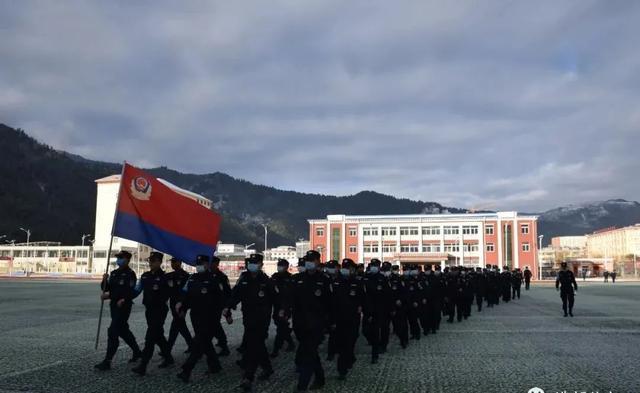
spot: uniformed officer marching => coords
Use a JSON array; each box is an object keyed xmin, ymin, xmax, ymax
[
  {"xmin": 210, "ymin": 256, "xmax": 232, "ymax": 356},
  {"xmin": 95, "ymin": 250, "xmax": 142, "ymax": 371},
  {"xmin": 523, "ymin": 266, "xmax": 533, "ymax": 289},
  {"xmin": 388, "ymin": 263, "xmax": 409, "ymax": 348},
  {"xmin": 324, "ymin": 260, "xmax": 341, "ymax": 361},
  {"xmin": 166, "ymin": 257, "xmax": 194, "ymax": 354},
  {"xmin": 290, "ymin": 250, "xmax": 334, "ymax": 392},
  {"xmin": 331, "ymin": 258, "xmax": 365, "ymax": 380},
  {"xmin": 270, "ymin": 258, "xmax": 296, "ymax": 358},
  {"xmin": 362, "ymin": 258, "xmax": 392, "ymax": 364},
  {"xmin": 131, "ymin": 251, "xmax": 173, "ymax": 376},
  {"xmin": 403, "ymin": 264, "xmax": 423, "ymax": 340},
  {"xmin": 511, "ymin": 268, "xmax": 523, "ymax": 300},
  {"xmin": 224, "ymin": 254, "xmax": 276, "ymax": 392},
  {"xmin": 556, "ymin": 261, "xmax": 578, "ymax": 317},
  {"xmin": 175, "ymin": 255, "xmax": 223, "ymax": 382}
]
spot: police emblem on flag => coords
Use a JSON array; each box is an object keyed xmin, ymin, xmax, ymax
[{"xmin": 131, "ymin": 176, "xmax": 152, "ymax": 201}]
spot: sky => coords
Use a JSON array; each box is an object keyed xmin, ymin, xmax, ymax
[{"xmin": 1, "ymin": 1, "xmax": 639, "ymax": 212}]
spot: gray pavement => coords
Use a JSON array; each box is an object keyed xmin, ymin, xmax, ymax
[{"xmin": 0, "ymin": 279, "xmax": 639, "ymax": 393}]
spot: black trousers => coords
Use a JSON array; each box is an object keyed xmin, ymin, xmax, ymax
[
  {"xmin": 418, "ymin": 303, "xmax": 431, "ymax": 334},
  {"xmin": 525, "ymin": 280, "xmax": 531, "ymax": 290},
  {"xmin": 272, "ymin": 315, "xmax": 294, "ymax": 352},
  {"xmin": 476, "ymin": 294, "xmax": 484, "ymax": 311},
  {"xmin": 336, "ymin": 316, "xmax": 360, "ymax": 376},
  {"xmin": 560, "ymin": 291, "xmax": 575, "ymax": 314},
  {"xmin": 212, "ymin": 308, "xmax": 228, "ymax": 347},
  {"xmin": 447, "ymin": 298, "xmax": 464, "ymax": 322},
  {"xmin": 512, "ymin": 285, "xmax": 521, "ymax": 299},
  {"xmin": 366, "ymin": 313, "xmax": 389, "ymax": 358},
  {"xmin": 407, "ymin": 305, "xmax": 421, "ymax": 339},
  {"xmin": 105, "ymin": 302, "xmax": 140, "ymax": 361},
  {"xmin": 391, "ymin": 309, "xmax": 409, "ymax": 345},
  {"xmin": 182, "ymin": 315, "xmax": 220, "ymax": 374},
  {"xmin": 168, "ymin": 304, "xmax": 193, "ymax": 351},
  {"xmin": 294, "ymin": 328, "xmax": 325, "ymax": 391},
  {"xmin": 140, "ymin": 306, "xmax": 171, "ymax": 364},
  {"xmin": 242, "ymin": 317, "xmax": 272, "ymax": 381}
]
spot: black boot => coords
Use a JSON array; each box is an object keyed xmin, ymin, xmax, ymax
[
  {"xmin": 131, "ymin": 362, "xmax": 147, "ymax": 376},
  {"xmin": 128, "ymin": 351, "xmax": 142, "ymax": 363},
  {"xmin": 176, "ymin": 369, "xmax": 190, "ymax": 383},
  {"xmin": 258, "ymin": 369, "xmax": 274, "ymax": 381},
  {"xmin": 158, "ymin": 356, "xmax": 174, "ymax": 368},
  {"xmin": 94, "ymin": 360, "xmax": 111, "ymax": 371}
]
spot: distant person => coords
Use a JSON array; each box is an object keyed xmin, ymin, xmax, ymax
[
  {"xmin": 556, "ymin": 262, "xmax": 578, "ymax": 317},
  {"xmin": 94, "ymin": 251, "xmax": 142, "ymax": 371},
  {"xmin": 523, "ymin": 266, "xmax": 532, "ymax": 290},
  {"xmin": 603, "ymin": 270, "xmax": 609, "ymax": 282},
  {"xmin": 611, "ymin": 271, "xmax": 617, "ymax": 283},
  {"xmin": 582, "ymin": 270, "xmax": 587, "ymax": 281},
  {"xmin": 511, "ymin": 268, "xmax": 523, "ymax": 299}
]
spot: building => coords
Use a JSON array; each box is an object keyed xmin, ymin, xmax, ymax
[
  {"xmin": 216, "ymin": 243, "xmax": 247, "ymax": 258},
  {"xmin": 265, "ymin": 245, "xmax": 297, "ymax": 262},
  {"xmin": 0, "ymin": 242, "xmax": 92, "ymax": 275},
  {"xmin": 586, "ymin": 224, "xmax": 640, "ymax": 259},
  {"xmin": 551, "ymin": 236, "xmax": 587, "ymax": 252},
  {"xmin": 295, "ymin": 240, "xmax": 310, "ymax": 258},
  {"xmin": 308, "ymin": 212, "xmax": 539, "ymax": 277}
]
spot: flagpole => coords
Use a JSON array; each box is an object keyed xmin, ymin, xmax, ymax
[{"xmin": 95, "ymin": 162, "xmax": 127, "ymax": 350}]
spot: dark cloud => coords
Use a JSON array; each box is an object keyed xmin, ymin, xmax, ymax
[{"xmin": 1, "ymin": 1, "xmax": 639, "ymax": 212}]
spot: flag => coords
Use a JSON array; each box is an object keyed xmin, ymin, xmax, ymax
[{"xmin": 113, "ymin": 163, "xmax": 221, "ymax": 265}]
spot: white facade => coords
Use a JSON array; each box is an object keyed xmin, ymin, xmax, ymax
[
  {"xmin": 295, "ymin": 240, "xmax": 310, "ymax": 258},
  {"xmin": 265, "ymin": 245, "xmax": 297, "ymax": 263}
]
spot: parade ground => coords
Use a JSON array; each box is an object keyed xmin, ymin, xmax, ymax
[{"xmin": 1, "ymin": 280, "xmax": 639, "ymax": 393}]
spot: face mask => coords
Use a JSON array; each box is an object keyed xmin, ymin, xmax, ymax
[
  {"xmin": 277, "ymin": 266, "xmax": 287, "ymax": 273},
  {"xmin": 383, "ymin": 271, "xmax": 391, "ymax": 277},
  {"xmin": 305, "ymin": 261, "xmax": 316, "ymax": 271},
  {"xmin": 247, "ymin": 263, "xmax": 259, "ymax": 273},
  {"xmin": 297, "ymin": 266, "xmax": 306, "ymax": 273},
  {"xmin": 369, "ymin": 266, "xmax": 379, "ymax": 274},
  {"xmin": 426, "ymin": 270, "xmax": 432, "ymax": 275},
  {"xmin": 340, "ymin": 268, "xmax": 351, "ymax": 276},
  {"xmin": 411, "ymin": 270, "xmax": 419, "ymax": 276},
  {"xmin": 434, "ymin": 271, "xmax": 441, "ymax": 276},
  {"xmin": 403, "ymin": 271, "xmax": 411, "ymax": 276},
  {"xmin": 326, "ymin": 268, "xmax": 336, "ymax": 275},
  {"xmin": 196, "ymin": 265, "xmax": 206, "ymax": 273},
  {"xmin": 116, "ymin": 258, "xmax": 126, "ymax": 267},
  {"xmin": 461, "ymin": 271, "xmax": 466, "ymax": 276}
]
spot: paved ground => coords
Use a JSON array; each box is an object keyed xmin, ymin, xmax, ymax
[{"xmin": 0, "ymin": 280, "xmax": 639, "ymax": 393}]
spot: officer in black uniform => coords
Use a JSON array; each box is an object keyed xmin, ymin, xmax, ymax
[
  {"xmin": 175, "ymin": 255, "xmax": 223, "ymax": 383},
  {"xmin": 95, "ymin": 250, "xmax": 142, "ymax": 371},
  {"xmin": 501, "ymin": 267, "xmax": 512, "ymax": 302},
  {"xmin": 523, "ymin": 266, "xmax": 533, "ymax": 289},
  {"xmin": 131, "ymin": 252, "xmax": 173, "ymax": 376},
  {"xmin": 473, "ymin": 267, "xmax": 487, "ymax": 312},
  {"xmin": 325, "ymin": 260, "xmax": 340, "ymax": 361},
  {"xmin": 270, "ymin": 258, "xmax": 295, "ymax": 358},
  {"xmin": 332, "ymin": 258, "xmax": 365, "ymax": 380},
  {"xmin": 210, "ymin": 256, "xmax": 231, "ymax": 356},
  {"xmin": 225, "ymin": 253, "xmax": 276, "ymax": 392},
  {"xmin": 461, "ymin": 268, "xmax": 474, "ymax": 319},
  {"xmin": 556, "ymin": 261, "xmax": 578, "ymax": 317},
  {"xmin": 404, "ymin": 264, "xmax": 423, "ymax": 340},
  {"xmin": 362, "ymin": 258, "xmax": 392, "ymax": 364},
  {"xmin": 291, "ymin": 250, "xmax": 334, "ymax": 391},
  {"xmin": 512, "ymin": 268, "xmax": 523, "ymax": 300},
  {"xmin": 389, "ymin": 262, "xmax": 409, "ymax": 348},
  {"xmin": 430, "ymin": 265, "xmax": 445, "ymax": 333},
  {"xmin": 166, "ymin": 257, "xmax": 193, "ymax": 354},
  {"xmin": 445, "ymin": 267, "xmax": 464, "ymax": 323}
]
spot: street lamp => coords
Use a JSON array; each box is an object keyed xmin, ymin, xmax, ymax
[
  {"xmin": 82, "ymin": 234, "xmax": 91, "ymax": 247},
  {"xmin": 538, "ymin": 235, "xmax": 544, "ymax": 280},
  {"xmin": 244, "ymin": 243, "xmax": 255, "ymax": 250},
  {"xmin": 19, "ymin": 227, "xmax": 31, "ymax": 247}
]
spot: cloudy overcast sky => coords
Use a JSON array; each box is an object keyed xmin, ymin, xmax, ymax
[{"xmin": 1, "ymin": 1, "xmax": 639, "ymax": 212}]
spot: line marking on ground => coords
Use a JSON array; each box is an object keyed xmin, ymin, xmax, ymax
[{"xmin": 0, "ymin": 360, "xmax": 65, "ymax": 380}]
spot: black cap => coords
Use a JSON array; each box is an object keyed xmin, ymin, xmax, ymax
[
  {"xmin": 211, "ymin": 256, "xmax": 221, "ymax": 265},
  {"xmin": 169, "ymin": 257, "xmax": 181, "ymax": 263},
  {"xmin": 195, "ymin": 255, "xmax": 210, "ymax": 265},
  {"xmin": 381, "ymin": 261, "xmax": 391, "ymax": 271},
  {"xmin": 305, "ymin": 250, "xmax": 321, "ymax": 262},
  {"xmin": 341, "ymin": 259, "xmax": 355, "ymax": 269},
  {"xmin": 369, "ymin": 258, "xmax": 381, "ymax": 267},
  {"xmin": 147, "ymin": 251, "xmax": 164, "ymax": 261},
  {"xmin": 248, "ymin": 253, "xmax": 264, "ymax": 264},
  {"xmin": 277, "ymin": 258, "xmax": 290, "ymax": 267},
  {"xmin": 326, "ymin": 260, "xmax": 339, "ymax": 269},
  {"xmin": 425, "ymin": 264, "xmax": 433, "ymax": 271},
  {"xmin": 357, "ymin": 263, "xmax": 365, "ymax": 270},
  {"xmin": 297, "ymin": 257, "xmax": 305, "ymax": 267},
  {"xmin": 560, "ymin": 261, "xmax": 568, "ymax": 267},
  {"xmin": 391, "ymin": 264, "xmax": 400, "ymax": 271},
  {"xmin": 115, "ymin": 250, "xmax": 132, "ymax": 259}
]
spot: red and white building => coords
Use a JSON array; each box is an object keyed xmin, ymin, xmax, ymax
[{"xmin": 308, "ymin": 212, "xmax": 539, "ymax": 278}]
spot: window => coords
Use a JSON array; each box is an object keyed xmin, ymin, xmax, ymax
[
  {"xmin": 382, "ymin": 244, "xmax": 396, "ymax": 253},
  {"xmin": 363, "ymin": 228, "xmax": 379, "ymax": 236},
  {"xmin": 349, "ymin": 245, "xmax": 357, "ymax": 253},
  {"xmin": 316, "ymin": 227, "xmax": 324, "ymax": 236},
  {"xmin": 381, "ymin": 227, "xmax": 397, "ymax": 236},
  {"xmin": 348, "ymin": 227, "xmax": 357, "ymax": 237},
  {"xmin": 486, "ymin": 243, "xmax": 495, "ymax": 252},
  {"xmin": 422, "ymin": 244, "xmax": 441, "ymax": 253},
  {"xmin": 363, "ymin": 244, "xmax": 379, "ymax": 253},
  {"xmin": 48, "ymin": 250, "xmax": 59, "ymax": 258},
  {"xmin": 462, "ymin": 226, "xmax": 479, "ymax": 235},
  {"xmin": 422, "ymin": 226, "xmax": 441, "ymax": 235},
  {"xmin": 522, "ymin": 243, "xmax": 530, "ymax": 252},
  {"xmin": 400, "ymin": 227, "xmax": 419, "ymax": 236},
  {"xmin": 443, "ymin": 226, "xmax": 459, "ymax": 235},
  {"xmin": 521, "ymin": 224, "xmax": 530, "ymax": 234},
  {"xmin": 444, "ymin": 244, "xmax": 460, "ymax": 252},
  {"xmin": 94, "ymin": 251, "xmax": 107, "ymax": 258},
  {"xmin": 463, "ymin": 244, "xmax": 479, "ymax": 252},
  {"xmin": 400, "ymin": 244, "xmax": 419, "ymax": 253},
  {"xmin": 485, "ymin": 225, "xmax": 494, "ymax": 235}
]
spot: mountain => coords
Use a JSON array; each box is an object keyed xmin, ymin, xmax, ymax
[
  {"xmin": 0, "ymin": 123, "xmax": 461, "ymax": 248},
  {"xmin": 2, "ymin": 123, "xmax": 638, "ymax": 249},
  {"xmin": 537, "ymin": 200, "xmax": 640, "ymax": 244}
]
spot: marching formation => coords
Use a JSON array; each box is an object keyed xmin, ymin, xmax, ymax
[{"xmin": 94, "ymin": 249, "xmax": 534, "ymax": 392}]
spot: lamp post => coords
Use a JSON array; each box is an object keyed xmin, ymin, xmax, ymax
[
  {"xmin": 538, "ymin": 235, "xmax": 544, "ymax": 280},
  {"xmin": 261, "ymin": 224, "xmax": 268, "ymax": 252},
  {"xmin": 19, "ymin": 227, "xmax": 31, "ymax": 247},
  {"xmin": 82, "ymin": 234, "xmax": 91, "ymax": 247}
]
